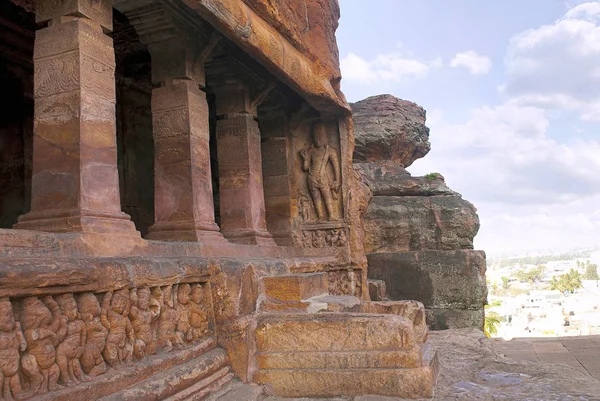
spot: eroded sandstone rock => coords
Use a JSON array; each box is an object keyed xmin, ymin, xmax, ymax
[
  {"xmin": 353, "ymin": 94, "xmax": 486, "ymax": 330},
  {"xmin": 351, "ymin": 95, "xmax": 431, "ymax": 166},
  {"xmin": 367, "ymin": 251, "xmax": 487, "ymax": 329},
  {"xmin": 354, "ymin": 161, "xmax": 455, "ymax": 197}
]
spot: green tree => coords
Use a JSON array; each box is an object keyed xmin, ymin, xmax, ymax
[
  {"xmin": 501, "ymin": 276, "xmax": 511, "ymax": 290},
  {"xmin": 548, "ymin": 269, "xmax": 583, "ymax": 294},
  {"xmin": 583, "ymin": 263, "xmax": 599, "ymax": 280},
  {"xmin": 515, "ymin": 265, "xmax": 546, "ymax": 287},
  {"xmin": 484, "ymin": 311, "xmax": 502, "ymax": 338}
]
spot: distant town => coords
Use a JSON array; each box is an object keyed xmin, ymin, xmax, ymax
[{"xmin": 486, "ymin": 248, "xmax": 600, "ymax": 339}]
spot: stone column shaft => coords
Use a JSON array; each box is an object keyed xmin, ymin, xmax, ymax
[
  {"xmin": 145, "ymin": 38, "xmax": 223, "ymax": 242},
  {"xmin": 14, "ymin": 0, "xmax": 137, "ymax": 234},
  {"xmin": 214, "ymin": 80, "xmax": 275, "ymax": 246}
]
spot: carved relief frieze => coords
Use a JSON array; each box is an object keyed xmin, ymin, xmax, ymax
[
  {"xmin": 0, "ymin": 283, "xmax": 214, "ymax": 399},
  {"xmin": 328, "ymin": 269, "xmax": 362, "ymax": 297},
  {"xmin": 294, "ymin": 226, "xmax": 348, "ymax": 248}
]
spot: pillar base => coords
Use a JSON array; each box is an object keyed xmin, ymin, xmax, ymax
[
  {"xmin": 222, "ymin": 229, "xmax": 277, "ymax": 246},
  {"xmin": 13, "ymin": 209, "xmax": 139, "ymax": 236},
  {"xmin": 146, "ymin": 221, "xmax": 226, "ymax": 243}
]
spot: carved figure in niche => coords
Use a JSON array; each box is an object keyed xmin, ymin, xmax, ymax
[
  {"xmin": 55, "ymin": 293, "xmax": 89, "ymax": 386},
  {"xmin": 157, "ymin": 285, "xmax": 185, "ymax": 351},
  {"xmin": 299, "ymin": 122, "xmax": 341, "ymax": 222},
  {"xmin": 189, "ymin": 284, "xmax": 209, "ymax": 340},
  {"xmin": 102, "ymin": 290, "xmax": 134, "ymax": 368},
  {"xmin": 326, "ymin": 229, "xmax": 338, "ymax": 246},
  {"xmin": 77, "ymin": 292, "xmax": 108, "ymax": 377},
  {"xmin": 302, "ymin": 231, "xmax": 313, "ymax": 248},
  {"xmin": 337, "ymin": 229, "xmax": 348, "ymax": 247},
  {"xmin": 299, "ymin": 192, "xmax": 311, "ymax": 222},
  {"xmin": 130, "ymin": 287, "xmax": 160, "ymax": 359},
  {"xmin": 312, "ymin": 230, "xmax": 327, "ymax": 248},
  {"xmin": 19, "ymin": 296, "xmax": 66, "ymax": 395},
  {"xmin": 0, "ymin": 298, "xmax": 26, "ymax": 400},
  {"xmin": 175, "ymin": 284, "xmax": 192, "ymax": 343}
]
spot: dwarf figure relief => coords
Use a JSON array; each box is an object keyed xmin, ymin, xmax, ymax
[
  {"xmin": 175, "ymin": 284, "xmax": 192, "ymax": 343},
  {"xmin": 189, "ymin": 284, "xmax": 209, "ymax": 340},
  {"xmin": 19, "ymin": 296, "xmax": 66, "ymax": 395},
  {"xmin": 157, "ymin": 286, "xmax": 185, "ymax": 351},
  {"xmin": 77, "ymin": 292, "xmax": 108, "ymax": 377},
  {"xmin": 102, "ymin": 290, "xmax": 134, "ymax": 368},
  {"xmin": 130, "ymin": 287, "xmax": 160, "ymax": 359},
  {"xmin": 299, "ymin": 122, "xmax": 341, "ymax": 222},
  {"xmin": 55, "ymin": 294, "xmax": 89, "ymax": 386},
  {"xmin": 0, "ymin": 298, "xmax": 26, "ymax": 400}
]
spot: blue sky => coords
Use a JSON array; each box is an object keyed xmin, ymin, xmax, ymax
[{"xmin": 337, "ymin": 0, "xmax": 600, "ymax": 254}]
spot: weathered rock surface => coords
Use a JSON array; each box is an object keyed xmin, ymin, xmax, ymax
[
  {"xmin": 363, "ymin": 196, "xmax": 480, "ymax": 254},
  {"xmin": 353, "ymin": 162, "xmax": 454, "ymax": 197},
  {"xmin": 367, "ymin": 251, "xmax": 487, "ymax": 329},
  {"xmin": 352, "ymin": 94, "xmax": 486, "ymax": 330},
  {"xmin": 351, "ymin": 95, "xmax": 431, "ymax": 166}
]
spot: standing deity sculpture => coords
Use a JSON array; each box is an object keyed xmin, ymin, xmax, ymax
[
  {"xmin": 102, "ymin": 290, "xmax": 134, "ymax": 368},
  {"xmin": 129, "ymin": 287, "xmax": 160, "ymax": 359},
  {"xmin": 77, "ymin": 292, "xmax": 108, "ymax": 377},
  {"xmin": 0, "ymin": 298, "xmax": 26, "ymax": 400},
  {"xmin": 299, "ymin": 122, "xmax": 341, "ymax": 222},
  {"xmin": 55, "ymin": 293, "xmax": 89, "ymax": 386},
  {"xmin": 19, "ymin": 296, "xmax": 66, "ymax": 395}
]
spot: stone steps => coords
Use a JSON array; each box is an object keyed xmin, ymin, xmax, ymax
[
  {"xmin": 36, "ymin": 337, "xmax": 225, "ymax": 401},
  {"xmin": 252, "ymin": 312, "xmax": 437, "ymax": 398},
  {"xmin": 253, "ymin": 272, "xmax": 437, "ymax": 398},
  {"xmin": 99, "ymin": 347, "xmax": 231, "ymax": 401}
]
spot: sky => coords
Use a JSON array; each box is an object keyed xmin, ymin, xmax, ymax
[{"xmin": 337, "ymin": 0, "xmax": 600, "ymax": 255}]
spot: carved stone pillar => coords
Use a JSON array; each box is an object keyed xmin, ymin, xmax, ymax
[
  {"xmin": 211, "ymin": 72, "xmax": 276, "ymax": 246},
  {"xmin": 14, "ymin": 0, "xmax": 137, "ymax": 235},
  {"xmin": 144, "ymin": 38, "xmax": 224, "ymax": 242}
]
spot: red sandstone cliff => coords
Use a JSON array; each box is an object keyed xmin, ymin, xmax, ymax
[{"xmin": 352, "ymin": 94, "xmax": 488, "ymax": 330}]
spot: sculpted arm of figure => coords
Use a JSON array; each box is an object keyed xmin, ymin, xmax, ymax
[
  {"xmin": 126, "ymin": 318, "xmax": 134, "ymax": 342},
  {"xmin": 101, "ymin": 292, "xmax": 112, "ymax": 329},
  {"xmin": 330, "ymin": 149, "xmax": 341, "ymax": 190},
  {"xmin": 80, "ymin": 321, "xmax": 87, "ymax": 348},
  {"xmin": 300, "ymin": 148, "xmax": 311, "ymax": 171},
  {"xmin": 15, "ymin": 322, "xmax": 27, "ymax": 351},
  {"xmin": 44, "ymin": 296, "xmax": 67, "ymax": 343}
]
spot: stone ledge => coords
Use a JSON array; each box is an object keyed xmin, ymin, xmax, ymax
[{"xmin": 35, "ymin": 338, "xmax": 220, "ymax": 401}]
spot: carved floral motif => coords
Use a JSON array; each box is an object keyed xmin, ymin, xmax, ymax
[
  {"xmin": 328, "ymin": 270, "xmax": 363, "ymax": 297},
  {"xmin": 0, "ymin": 282, "xmax": 213, "ymax": 399}
]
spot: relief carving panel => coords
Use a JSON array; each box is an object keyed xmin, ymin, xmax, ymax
[{"xmin": 0, "ymin": 283, "xmax": 214, "ymax": 399}]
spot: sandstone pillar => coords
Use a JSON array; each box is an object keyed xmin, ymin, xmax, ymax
[
  {"xmin": 145, "ymin": 38, "xmax": 224, "ymax": 242},
  {"xmin": 14, "ymin": 0, "xmax": 137, "ymax": 234},
  {"xmin": 212, "ymin": 74, "xmax": 276, "ymax": 246}
]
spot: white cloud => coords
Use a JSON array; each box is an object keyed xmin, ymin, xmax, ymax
[
  {"xmin": 341, "ymin": 52, "xmax": 442, "ymax": 84},
  {"xmin": 504, "ymin": 2, "xmax": 600, "ymax": 119},
  {"xmin": 409, "ymin": 103, "xmax": 600, "ymax": 252},
  {"xmin": 450, "ymin": 51, "xmax": 492, "ymax": 75}
]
